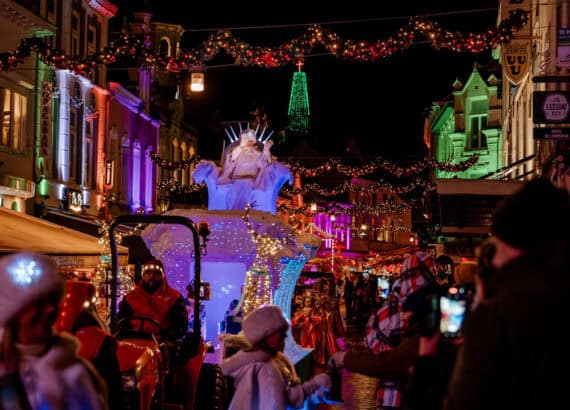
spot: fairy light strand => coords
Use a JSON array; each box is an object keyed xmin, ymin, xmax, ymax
[{"xmin": 0, "ymin": 10, "xmax": 528, "ymax": 73}]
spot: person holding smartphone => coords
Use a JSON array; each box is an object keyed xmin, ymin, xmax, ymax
[
  {"xmin": 406, "ymin": 241, "xmax": 493, "ymax": 410},
  {"xmin": 443, "ymin": 178, "xmax": 570, "ymax": 410},
  {"xmin": 328, "ymin": 251, "xmax": 441, "ymax": 410}
]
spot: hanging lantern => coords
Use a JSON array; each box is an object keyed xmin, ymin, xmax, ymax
[
  {"xmin": 310, "ymin": 202, "xmax": 317, "ymax": 212},
  {"xmin": 190, "ymin": 72, "xmax": 205, "ymax": 92}
]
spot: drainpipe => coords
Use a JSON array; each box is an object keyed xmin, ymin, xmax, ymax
[{"xmin": 33, "ymin": 52, "xmax": 42, "ymax": 215}]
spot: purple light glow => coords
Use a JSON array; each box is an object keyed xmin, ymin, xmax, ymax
[{"xmin": 131, "ymin": 142, "xmax": 141, "ymax": 210}]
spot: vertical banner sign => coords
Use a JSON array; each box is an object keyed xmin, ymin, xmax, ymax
[
  {"xmin": 104, "ymin": 160, "xmax": 114, "ymax": 189},
  {"xmin": 502, "ymin": 40, "xmax": 532, "ymax": 85},
  {"xmin": 40, "ymin": 82, "xmax": 52, "ymax": 158},
  {"xmin": 557, "ymin": 28, "xmax": 570, "ymax": 68},
  {"xmin": 500, "ymin": 0, "xmax": 531, "ymax": 85}
]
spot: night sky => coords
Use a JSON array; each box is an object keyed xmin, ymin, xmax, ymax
[{"xmin": 138, "ymin": 0, "xmax": 500, "ymax": 161}]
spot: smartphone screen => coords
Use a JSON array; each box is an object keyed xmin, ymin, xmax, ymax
[
  {"xmin": 378, "ymin": 278, "xmax": 390, "ymax": 298},
  {"xmin": 440, "ymin": 291, "xmax": 466, "ymax": 338}
]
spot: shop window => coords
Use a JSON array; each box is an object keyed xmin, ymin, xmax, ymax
[
  {"xmin": 85, "ymin": 120, "xmax": 96, "ymax": 188},
  {"xmin": 159, "ymin": 38, "xmax": 171, "ymax": 56},
  {"xmin": 0, "ymin": 88, "xmax": 27, "ymax": 153},
  {"xmin": 69, "ymin": 107, "xmax": 84, "ymax": 184}
]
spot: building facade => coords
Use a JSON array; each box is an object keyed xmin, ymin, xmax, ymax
[
  {"xmin": 426, "ymin": 66, "xmax": 503, "ymax": 179},
  {"xmin": 127, "ymin": 13, "xmax": 198, "ymax": 194},
  {"xmin": 34, "ymin": 0, "xmax": 120, "ymax": 220},
  {"xmin": 0, "ymin": 1, "xmax": 54, "ymax": 213},
  {"xmin": 499, "ymin": 0, "xmax": 570, "ymax": 178},
  {"xmin": 107, "ymin": 82, "xmax": 159, "ymax": 214}
]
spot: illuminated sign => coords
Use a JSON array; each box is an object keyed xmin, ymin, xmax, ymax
[
  {"xmin": 533, "ymin": 127, "xmax": 570, "ymax": 140},
  {"xmin": 533, "ymin": 91, "xmax": 570, "ymax": 123},
  {"xmin": 68, "ymin": 189, "xmax": 83, "ymax": 213},
  {"xmin": 40, "ymin": 82, "xmax": 52, "ymax": 157}
]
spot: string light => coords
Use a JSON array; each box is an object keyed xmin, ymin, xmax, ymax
[
  {"xmin": 281, "ymin": 178, "xmax": 432, "ymax": 197},
  {"xmin": 278, "ymin": 201, "xmax": 410, "ymax": 218},
  {"xmin": 155, "ymin": 153, "xmax": 478, "ymax": 198},
  {"xmin": 96, "ymin": 220, "xmax": 140, "ymax": 303},
  {"xmin": 150, "ymin": 152, "xmax": 201, "ymax": 170},
  {"xmin": 241, "ymin": 266, "xmax": 272, "ymax": 316},
  {"xmin": 0, "ymin": 10, "xmax": 528, "ymax": 73},
  {"xmin": 242, "ymin": 204, "xmax": 292, "ymax": 266},
  {"xmin": 157, "ymin": 178, "xmax": 206, "ymax": 194},
  {"xmin": 288, "ymin": 154, "xmax": 479, "ymax": 178}
]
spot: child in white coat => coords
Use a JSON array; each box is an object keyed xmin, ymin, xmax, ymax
[{"xmin": 221, "ymin": 304, "xmax": 331, "ymax": 410}]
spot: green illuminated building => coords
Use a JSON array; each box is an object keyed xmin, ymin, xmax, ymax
[
  {"xmin": 287, "ymin": 62, "xmax": 310, "ymax": 136},
  {"xmin": 427, "ymin": 66, "xmax": 502, "ymax": 179}
]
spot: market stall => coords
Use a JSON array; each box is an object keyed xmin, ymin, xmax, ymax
[{"xmin": 0, "ymin": 207, "xmax": 128, "ymax": 272}]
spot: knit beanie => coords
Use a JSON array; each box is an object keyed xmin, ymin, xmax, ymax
[
  {"xmin": 0, "ymin": 252, "xmax": 64, "ymax": 326},
  {"xmin": 241, "ymin": 304, "xmax": 289, "ymax": 345},
  {"xmin": 491, "ymin": 178, "xmax": 570, "ymax": 251}
]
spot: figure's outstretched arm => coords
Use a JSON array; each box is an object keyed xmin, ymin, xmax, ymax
[
  {"xmin": 218, "ymin": 151, "xmax": 236, "ymax": 184},
  {"xmin": 258, "ymin": 140, "xmax": 274, "ymax": 168}
]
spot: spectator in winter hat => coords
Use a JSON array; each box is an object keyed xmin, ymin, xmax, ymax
[
  {"xmin": 221, "ymin": 304, "xmax": 332, "ymax": 410},
  {"xmin": 444, "ymin": 178, "xmax": 570, "ymax": 410},
  {"xmin": 0, "ymin": 252, "xmax": 108, "ymax": 410}
]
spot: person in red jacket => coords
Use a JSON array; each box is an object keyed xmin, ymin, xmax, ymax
[
  {"xmin": 56, "ymin": 280, "xmax": 124, "ymax": 410},
  {"xmin": 117, "ymin": 259, "xmax": 188, "ymax": 341}
]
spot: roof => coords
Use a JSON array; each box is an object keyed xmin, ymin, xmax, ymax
[
  {"xmin": 435, "ymin": 179, "xmax": 524, "ymax": 235},
  {"xmin": 0, "ymin": 208, "xmax": 127, "ymax": 266}
]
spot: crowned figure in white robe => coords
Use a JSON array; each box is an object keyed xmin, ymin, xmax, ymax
[{"xmin": 218, "ymin": 129, "xmax": 274, "ymax": 210}]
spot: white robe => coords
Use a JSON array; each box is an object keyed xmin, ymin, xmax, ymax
[{"xmin": 218, "ymin": 145, "xmax": 273, "ymax": 210}]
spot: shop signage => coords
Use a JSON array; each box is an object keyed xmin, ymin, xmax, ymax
[
  {"xmin": 558, "ymin": 28, "xmax": 570, "ymax": 68},
  {"xmin": 40, "ymin": 82, "xmax": 52, "ymax": 158},
  {"xmin": 533, "ymin": 91, "xmax": 570, "ymax": 123},
  {"xmin": 104, "ymin": 160, "xmax": 114, "ymax": 189},
  {"xmin": 533, "ymin": 127, "xmax": 570, "ymax": 140}
]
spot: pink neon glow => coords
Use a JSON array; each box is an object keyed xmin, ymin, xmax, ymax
[{"xmin": 92, "ymin": 87, "xmax": 109, "ymax": 192}]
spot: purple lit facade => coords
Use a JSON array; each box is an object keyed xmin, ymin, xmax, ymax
[
  {"xmin": 107, "ymin": 82, "xmax": 160, "ymax": 213},
  {"xmin": 313, "ymin": 212, "xmax": 353, "ymax": 249}
]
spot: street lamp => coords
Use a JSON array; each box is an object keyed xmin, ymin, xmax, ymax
[{"xmin": 190, "ymin": 72, "xmax": 205, "ymax": 92}]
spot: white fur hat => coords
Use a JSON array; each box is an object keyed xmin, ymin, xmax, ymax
[
  {"xmin": 0, "ymin": 252, "xmax": 64, "ymax": 326},
  {"xmin": 242, "ymin": 304, "xmax": 289, "ymax": 345}
]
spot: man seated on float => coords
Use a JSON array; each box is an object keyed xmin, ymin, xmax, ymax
[{"xmin": 117, "ymin": 260, "xmax": 198, "ymax": 363}]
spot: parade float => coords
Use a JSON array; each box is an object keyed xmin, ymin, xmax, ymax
[{"xmin": 141, "ymin": 126, "xmax": 321, "ymax": 365}]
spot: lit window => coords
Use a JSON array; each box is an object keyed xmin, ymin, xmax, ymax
[
  {"xmin": 468, "ymin": 115, "xmax": 488, "ymax": 150},
  {"xmin": 0, "ymin": 88, "xmax": 27, "ymax": 153}
]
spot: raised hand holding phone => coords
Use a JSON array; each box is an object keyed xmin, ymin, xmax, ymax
[{"xmin": 439, "ymin": 286, "xmax": 467, "ymax": 340}]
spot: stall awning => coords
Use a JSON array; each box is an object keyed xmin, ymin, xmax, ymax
[{"xmin": 0, "ymin": 208, "xmax": 128, "ymax": 269}]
